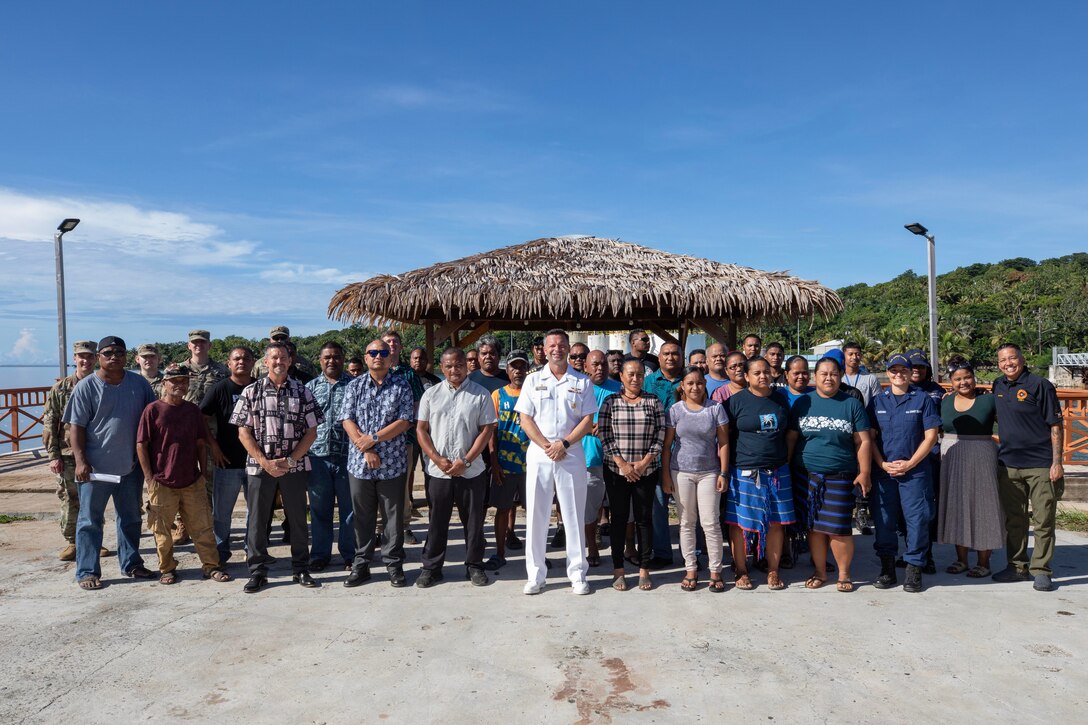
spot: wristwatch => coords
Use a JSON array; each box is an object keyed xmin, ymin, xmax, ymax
[
  {"xmin": 719, "ymin": 470, "xmax": 729, "ymax": 478},
  {"xmin": 286, "ymin": 456, "xmax": 297, "ymax": 467},
  {"xmin": 561, "ymin": 439, "xmax": 571, "ymax": 449},
  {"xmin": 371, "ymin": 432, "xmax": 381, "ymax": 443}
]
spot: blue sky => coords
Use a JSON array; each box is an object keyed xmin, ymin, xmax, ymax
[{"xmin": 1, "ymin": 3, "xmax": 1085, "ymax": 363}]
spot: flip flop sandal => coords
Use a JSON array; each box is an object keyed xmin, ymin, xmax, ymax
[
  {"xmin": 805, "ymin": 575, "xmax": 827, "ymax": 589},
  {"xmin": 126, "ymin": 565, "xmax": 156, "ymax": 580},
  {"xmin": 638, "ymin": 574, "xmax": 653, "ymax": 591},
  {"xmin": 966, "ymin": 565, "xmax": 991, "ymax": 578},
  {"xmin": 160, "ymin": 571, "xmax": 178, "ymax": 585},
  {"xmin": 946, "ymin": 561, "xmax": 970, "ymax": 575},
  {"xmin": 206, "ymin": 569, "xmax": 233, "ymax": 582},
  {"xmin": 767, "ymin": 572, "xmax": 787, "ymax": 590},
  {"xmin": 77, "ymin": 576, "xmax": 102, "ymax": 590},
  {"xmin": 681, "ymin": 576, "xmax": 698, "ymax": 592},
  {"xmin": 836, "ymin": 580, "xmax": 855, "ymax": 593},
  {"xmin": 708, "ymin": 577, "xmax": 726, "ymax": 593},
  {"xmin": 735, "ymin": 573, "xmax": 754, "ymax": 590},
  {"xmin": 612, "ymin": 575, "xmax": 628, "ymax": 591}
]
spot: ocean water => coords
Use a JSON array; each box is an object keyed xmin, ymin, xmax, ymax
[{"xmin": 0, "ymin": 366, "xmax": 62, "ymax": 454}]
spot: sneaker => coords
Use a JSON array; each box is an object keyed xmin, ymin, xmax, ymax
[
  {"xmin": 404, "ymin": 529, "xmax": 419, "ymax": 546},
  {"xmin": 572, "ymin": 581, "xmax": 591, "ymax": 595},
  {"xmin": 523, "ymin": 581, "xmax": 544, "ymax": 595},
  {"xmin": 466, "ymin": 568, "xmax": 489, "ymax": 587},
  {"xmin": 505, "ymin": 532, "xmax": 523, "ymax": 551},
  {"xmin": 415, "ymin": 569, "xmax": 443, "ymax": 588},
  {"xmin": 903, "ymin": 564, "xmax": 923, "ymax": 593},
  {"xmin": 549, "ymin": 525, "xmax": 566, "ymax": 549},
  {"xmin": 1033, "ymin": 574, "xmax": 1054, "ymax": 591},
  {"xmin": 992, "ymin": 566, "xmax": 1031, "ymax": 583},
  {"xmin": 58, "ymin": 543, "xmax": 76, "ymax": 561}
]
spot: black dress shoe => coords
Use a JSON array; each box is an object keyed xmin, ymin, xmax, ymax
[
  {"xmin": 309, "ymin": 559, "xmax": 330, "ymax": 572},
  {"xmin": 415, "ymin": 568, "xmax": 443, "ymax": 588},
  {"xmin": 344, "ymin": 567, "xmax": 371, "ymax": 588},
  {"xmin": 505, "ymin": 531, "xmax": 523, "ymax": 550},
  {"xmin": 388, "ymin": 567, "xmax": 407, "ymax": 588},
  {"xmin": 550, "ymin": 525, "xmax": 566, "ymax": 549},
  {"xmin": 293, "ymin": 571, "xmax": 320, "ymax": 588},
  {"xmin": 466, "ymin": 567, "xmax": 489, "ymax": 587},
  {"xmin": 243, "ymin": 574, "xmax": 267, "ymax": 593}
]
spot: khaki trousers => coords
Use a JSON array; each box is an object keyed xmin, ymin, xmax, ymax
[
  {"xmin": 997, "ymin": 465, "xmax": 1064, "ymax": 576},
  {"xmin": 147, "ymin": 479, "xmax": 221, "ymax": 575}
]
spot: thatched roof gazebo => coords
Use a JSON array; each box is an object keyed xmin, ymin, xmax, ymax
[{"xmin": 328, "ymin": 236, "xmax": 843, "ymax": 352}]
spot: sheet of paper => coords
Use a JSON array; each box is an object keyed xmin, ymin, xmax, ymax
[{"xmin": 89, "ymin": 472, "xmax": 122, "ymax": 483}]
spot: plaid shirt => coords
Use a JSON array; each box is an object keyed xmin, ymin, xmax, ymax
[
  {"xmin": 229, "ymin": 376, "xmax": 324, "ymax": 475},
  {"xmin": 597, "ymin": 392, "xmax": 665, "ymax": 475},
  {"xmin": 338, "ymin": 372, "xmax": 415, "ymax": 480},
  {"xmin": 305, "ymin": 372, "xmax": 353, "ymax": 461}
]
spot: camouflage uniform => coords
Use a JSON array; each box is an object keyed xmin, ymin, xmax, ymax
[
  {"xmin": 181, "ymin": 332, "xmax": 229, "ymax": 509},
  {"xmin": 43, "ymin": 372, "xmax": 86, "ymax": 543},
  {"xmin": 134, "ymin": 343, "xmax": 164, "ymax": 399}
]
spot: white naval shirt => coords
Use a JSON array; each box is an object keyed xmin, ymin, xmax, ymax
[{"xmin": 515, "ymin": 364, "xmax": 598, "ymax": 443}]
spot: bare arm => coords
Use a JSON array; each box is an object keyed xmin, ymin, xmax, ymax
[
  {"xmin": 853, "ymin": 430, "xmax": 872, "ymax": 495},
  {"xmin": 1051, "ymin": 423, "xmax": 1065, "ymax": 482},
  {"xmin": 71, "ymin": 425, "xmax": 90, "ymax": 481},
  {"xmin": 716, "ymin": 424, "xmax": 730, "ymax": 492},
  {"xmin": 137, "ymin": 441, "xmax": 154, "ymax": 482},
  {"xmin": 660, "ymin": 428, "xmax": 676, "ymax": 493}
]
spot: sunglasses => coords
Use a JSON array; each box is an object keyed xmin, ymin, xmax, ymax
[
  {"xmin": 569, "ymin": 353, "xmax": 587, "ymax": 361},
  {"xmin": 99, "ymin": 349, "xmax": 127, "ymax": 358},
  {"xmin": 366, "ymin": 350, "xmax": 391, "ymax": 358},
  {"xmin": 635, "ymin": 336, "xmax": 650, "ymax": 343}
]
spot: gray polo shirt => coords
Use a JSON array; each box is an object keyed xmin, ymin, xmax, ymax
[{"xmin": 417, "ymin": 378, "xmax": 497, "ymax": 479}]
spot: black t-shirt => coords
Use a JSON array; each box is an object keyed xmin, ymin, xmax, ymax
[
  {"xmin": 468, "ymin": 369, "xmax": 509, "ymax": 394},
  {"xmin": 992, "ymin": 369, "xmax": 1061, "ymax": 468},
  {"xmin": 200, "ymin": 377, "xmax": 250, "ymax": 469},
  {"xmin": 725, "ymin": 388, "xmax": 791, "ymax": 468}
]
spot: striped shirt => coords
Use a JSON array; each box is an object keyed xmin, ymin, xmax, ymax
[{"xmin": 597, "ymin": 392, "xmax": 665, "ymax": 476}]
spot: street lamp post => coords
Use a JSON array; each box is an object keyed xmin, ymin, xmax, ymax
[
  {"xmin": 905, "ymin": 222, "xmax": 938, "ymax": 382},
  {"xmin": 54, "ymin": 218, "xmax": 80, "ymax": 379}
]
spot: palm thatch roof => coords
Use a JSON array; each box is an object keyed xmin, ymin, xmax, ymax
[{"xmin": 328, "ymin": 235, "xmax": 842, "ymax": 329}]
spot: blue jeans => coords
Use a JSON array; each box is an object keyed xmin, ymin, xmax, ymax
[
  {"xmin": 308, "ymin": 455, "xmax": 355, "ymax": 564},
  {"xmin": 873, "ymin": 471, "xmax": 935, "ymax": 567},
  {"xmin": 75, "ymin": 467, "xmax": 144, "ymax": 581},
  {"xmin": 652, "ymin": 482, "xmax": 675, "ymax": 562},
  {"xmin": 212, "ymin": 467, "xmax": 249, "ymax": 563}
]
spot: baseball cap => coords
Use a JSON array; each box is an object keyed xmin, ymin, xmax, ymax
[
  {"xmin": 270, "ymin": 325, "xmax": 290, "ymax": 340},
  {"xmin": 886, "ymin": 353, "xmax": 913, "ymax": 369},
  {"xmin": 72, "ymin": 340, "xmax": 96, "ymax": 355},
  {"xmin": 162, "ymin": 363, "xmax": 192, "ymax": 380},
  {"xmin": 823, "ymin": 349, "xmax": 846, "ymax": 369},
  {"xmin": 97, "ymin": 336, "xmax": 126, "ymax": 353},
  {"xmin": 136, "ymin": 343, "xmax": 159, "ymax": 357},
  {"xmin": 906, "ymin": 348, "xmax": 931, "ymax": 368},
  {"xmin": 506, "ymin": 349, "xmax": 530, "ymax": 365},
  {"xmin": 188, "ymin": 330, "xmax": 211, "ymax": 342}
]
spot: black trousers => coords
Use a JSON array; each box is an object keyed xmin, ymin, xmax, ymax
[
  {"xmin": 247, "ymin": 471, "xmax": 309, "ymax": 576},
  {"xmin": 605, "ymin": 468, "xmax": 657, "ymax": 569},
  {"xmin": 350, "ymin": 472, "xmax": 406, "ymax": 571},
  {"xmin": 421, "ymin": 472, "xmax": 487, "ymax": 572}
]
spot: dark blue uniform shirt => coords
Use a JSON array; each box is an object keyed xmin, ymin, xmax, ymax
[
  {"xmin": 867, "ymin": 386, "xmax": 942, "ymax": 474},
  {"xmin": 992, "ymin": 369, "xmax": 1061, "ymax": 469}
]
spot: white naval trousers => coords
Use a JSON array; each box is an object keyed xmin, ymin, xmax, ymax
[{"xmin": 524, "ymin": 443, "xmax": 588, "ymax": 586}]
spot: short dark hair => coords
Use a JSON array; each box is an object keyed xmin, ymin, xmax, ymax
[
  {"xmin": 815, "ymin": 356, "xmax": 842, "ymax": 373},
  {"xmin": 382, "ymin": 329, "xmax": 403, "ymax": 342},
  {"xmin": 544, "ymin": 328, "xmax": 569, "ymax": 343},
  {"xmin": 628, "ymin": 329, "xmax": 647, "ymax": 341},
  {"xmin": 606, "ymin": 349, "xmax": 624, "ymax": 358},
  {"xmin": 784, "ymin": 355, "xmax": 808, "ymax": 371},
  {"xmin": 570, "ymin": 342, "xmax": 589, "ymax": 352},
  {"xmin": 743, "ymin": 334, "xmax": 762, "ymax": 344},
  {"xmin": 743, "ymin": 356, "xmax": 770, "ymax": 375},
  {"xmin": 411, "ymin": 346, "xmax": 427, "ymax": 355},
  {"xmin": 688, "ymin": 348, "xmax": 706, "ymax": 360},
  {"xmin": 229, "ymin": 345, "xmax": 254, "ymax": 360},
  {"xmin": 842, "ymin": 341, "xmax": 862, "ymax": 353},
  {"xmin": 676, "ymin": 366, "xmax": 707, "ymax": 403},
  {"xmin": 765, "ymin": 342, "xmax": 784, "ymax": 353},
  {"xmin": 441, "ymin": 346, "xmax": 466, "ymax": 362},
  {"xmin": 320, "ymin": 340, "xmax": 343, "ymax": 354},
  {"xmin": 347, "ymin": 356, "xmax": 363, "ymax": 366},
  {"xmin": 997, "ymin": 342, "xmax": 1022, "ymax": 355}
]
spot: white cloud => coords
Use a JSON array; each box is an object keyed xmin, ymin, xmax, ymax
[
  {"xmin": 258, "ymin": 263, "xmax": 369, "ymax": 285},
  {"xmin": 7, "ymin": 328, "xmax": 40, "ymax": 362}
]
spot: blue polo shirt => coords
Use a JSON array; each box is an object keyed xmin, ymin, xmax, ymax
[
  {"xmin": 867, "ymin": 386, "xmax": 942, "ymax": 473},
  {"xmin": 643, "ymin": 369, "xmax": 681, "ymax": 412},
  {"xmin": 992, "ymin": 369, "xmax": 1061, "ymax": 469}
]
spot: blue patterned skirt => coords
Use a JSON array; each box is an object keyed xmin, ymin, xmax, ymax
[{"xmin": 724, "ymin": 464, "xmax": 796, "ymax": 558}]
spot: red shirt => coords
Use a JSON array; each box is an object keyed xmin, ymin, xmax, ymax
[{"xmin": 137, "ymin": 400, "xmax": 208, "ymax": 488}]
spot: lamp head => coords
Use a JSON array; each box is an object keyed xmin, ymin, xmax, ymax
[
  {"xmin": 57, "ymin": 218, "xmax": 80, "ymax": 233},
  {"xmin": 904, "ymin": 222, "xmax": 929, "ymax": 236}
]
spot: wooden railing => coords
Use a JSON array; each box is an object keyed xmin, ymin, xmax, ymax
[{"xmin": 0, "ymin": 386, "xmax": 49, "ymax": 454}]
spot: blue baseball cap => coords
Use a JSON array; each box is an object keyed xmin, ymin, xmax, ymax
[
  {"xmin": 823, "ymin": 349, "xmax": 846, "ymax": 369},
  {"xmin": 886, "ymin": 353, "xmax": 913, "ymax": 369},
  {"xmin": 906, "ymin": 348, "xmax": 931, "ymax": 368}
]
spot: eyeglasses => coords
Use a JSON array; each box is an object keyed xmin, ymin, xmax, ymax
[
  {"xmin": 99, "ymin": 349, "xmax": 127, "ymax": 358},
  {"xmin": 569, "ymin": 353, "xmax": 587, "ymax": 361},
  {"xmin": 635, "ymin": 336, "xmax": 650, "ymax": 343},
  {"xmin": 366, "ymin": 350, "xmax": 391, "ymax": 358},
  {"xmin": 726, "ymin": 363, "xmax": 745, "ymax": 370}
]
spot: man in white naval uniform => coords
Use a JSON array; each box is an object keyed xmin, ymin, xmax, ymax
[{"xmin": 515, "ymin": 328, "xmax": 598, "ymax": 595}]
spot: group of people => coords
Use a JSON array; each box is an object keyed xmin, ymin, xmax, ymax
[{"xmin": 42, "ymin": 324, "xmax": 1066, "ymax": 594}]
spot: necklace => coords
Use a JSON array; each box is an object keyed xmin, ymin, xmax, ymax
[{"xmin": 621, "ymin": 390, "xmax": 641, "ymax": 401}]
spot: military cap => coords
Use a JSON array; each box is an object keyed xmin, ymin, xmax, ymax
[
  {"xmin": 163, "ymin": 363, "xmax": 192, "ymax": 380},
  {"xmin": 269, "ymin": 325, "xmax": 291, "ymax": 340},
  {"xmin": 188, "ymin": 330, "xmax": 211, "ymax": 342},
  {"xmin": 136, "ymin": 343, "xmax": 159, "ymax": 357},
  {"xmin": 73, "ymin": 340, "xmax": 97, "ymax": 355}
]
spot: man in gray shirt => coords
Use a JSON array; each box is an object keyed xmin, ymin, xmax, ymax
[
  {"xmin": 63, "ymin": 336, "xmax": 157, "ymax": 590},
  {"xmin": 415, "ymin": 347, "xmax": 497, "ymax": 588}
]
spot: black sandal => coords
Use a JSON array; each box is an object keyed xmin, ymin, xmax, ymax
[
  {"xmin": 708, "ymin": 577, "xmax": 725, "ymax": 593},
  {"xmin": 126, "ymin": 565, "xmax": 156, "ymax": 579},
  {"xmin": 681, "ymin": 576, "xmax": 698, "ymax": 591}
]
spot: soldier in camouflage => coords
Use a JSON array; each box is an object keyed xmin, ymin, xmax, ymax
[
  {"xmin": 253, "ymin": 326, "xmax": 318, "ymax": 381},
  {"xmin": 43, "ymin": 341, "xmax": 109, "ymax": 561},
  {"xmin": 134, "ymin": 343, "xmax": 165, "ymax": 398}
]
